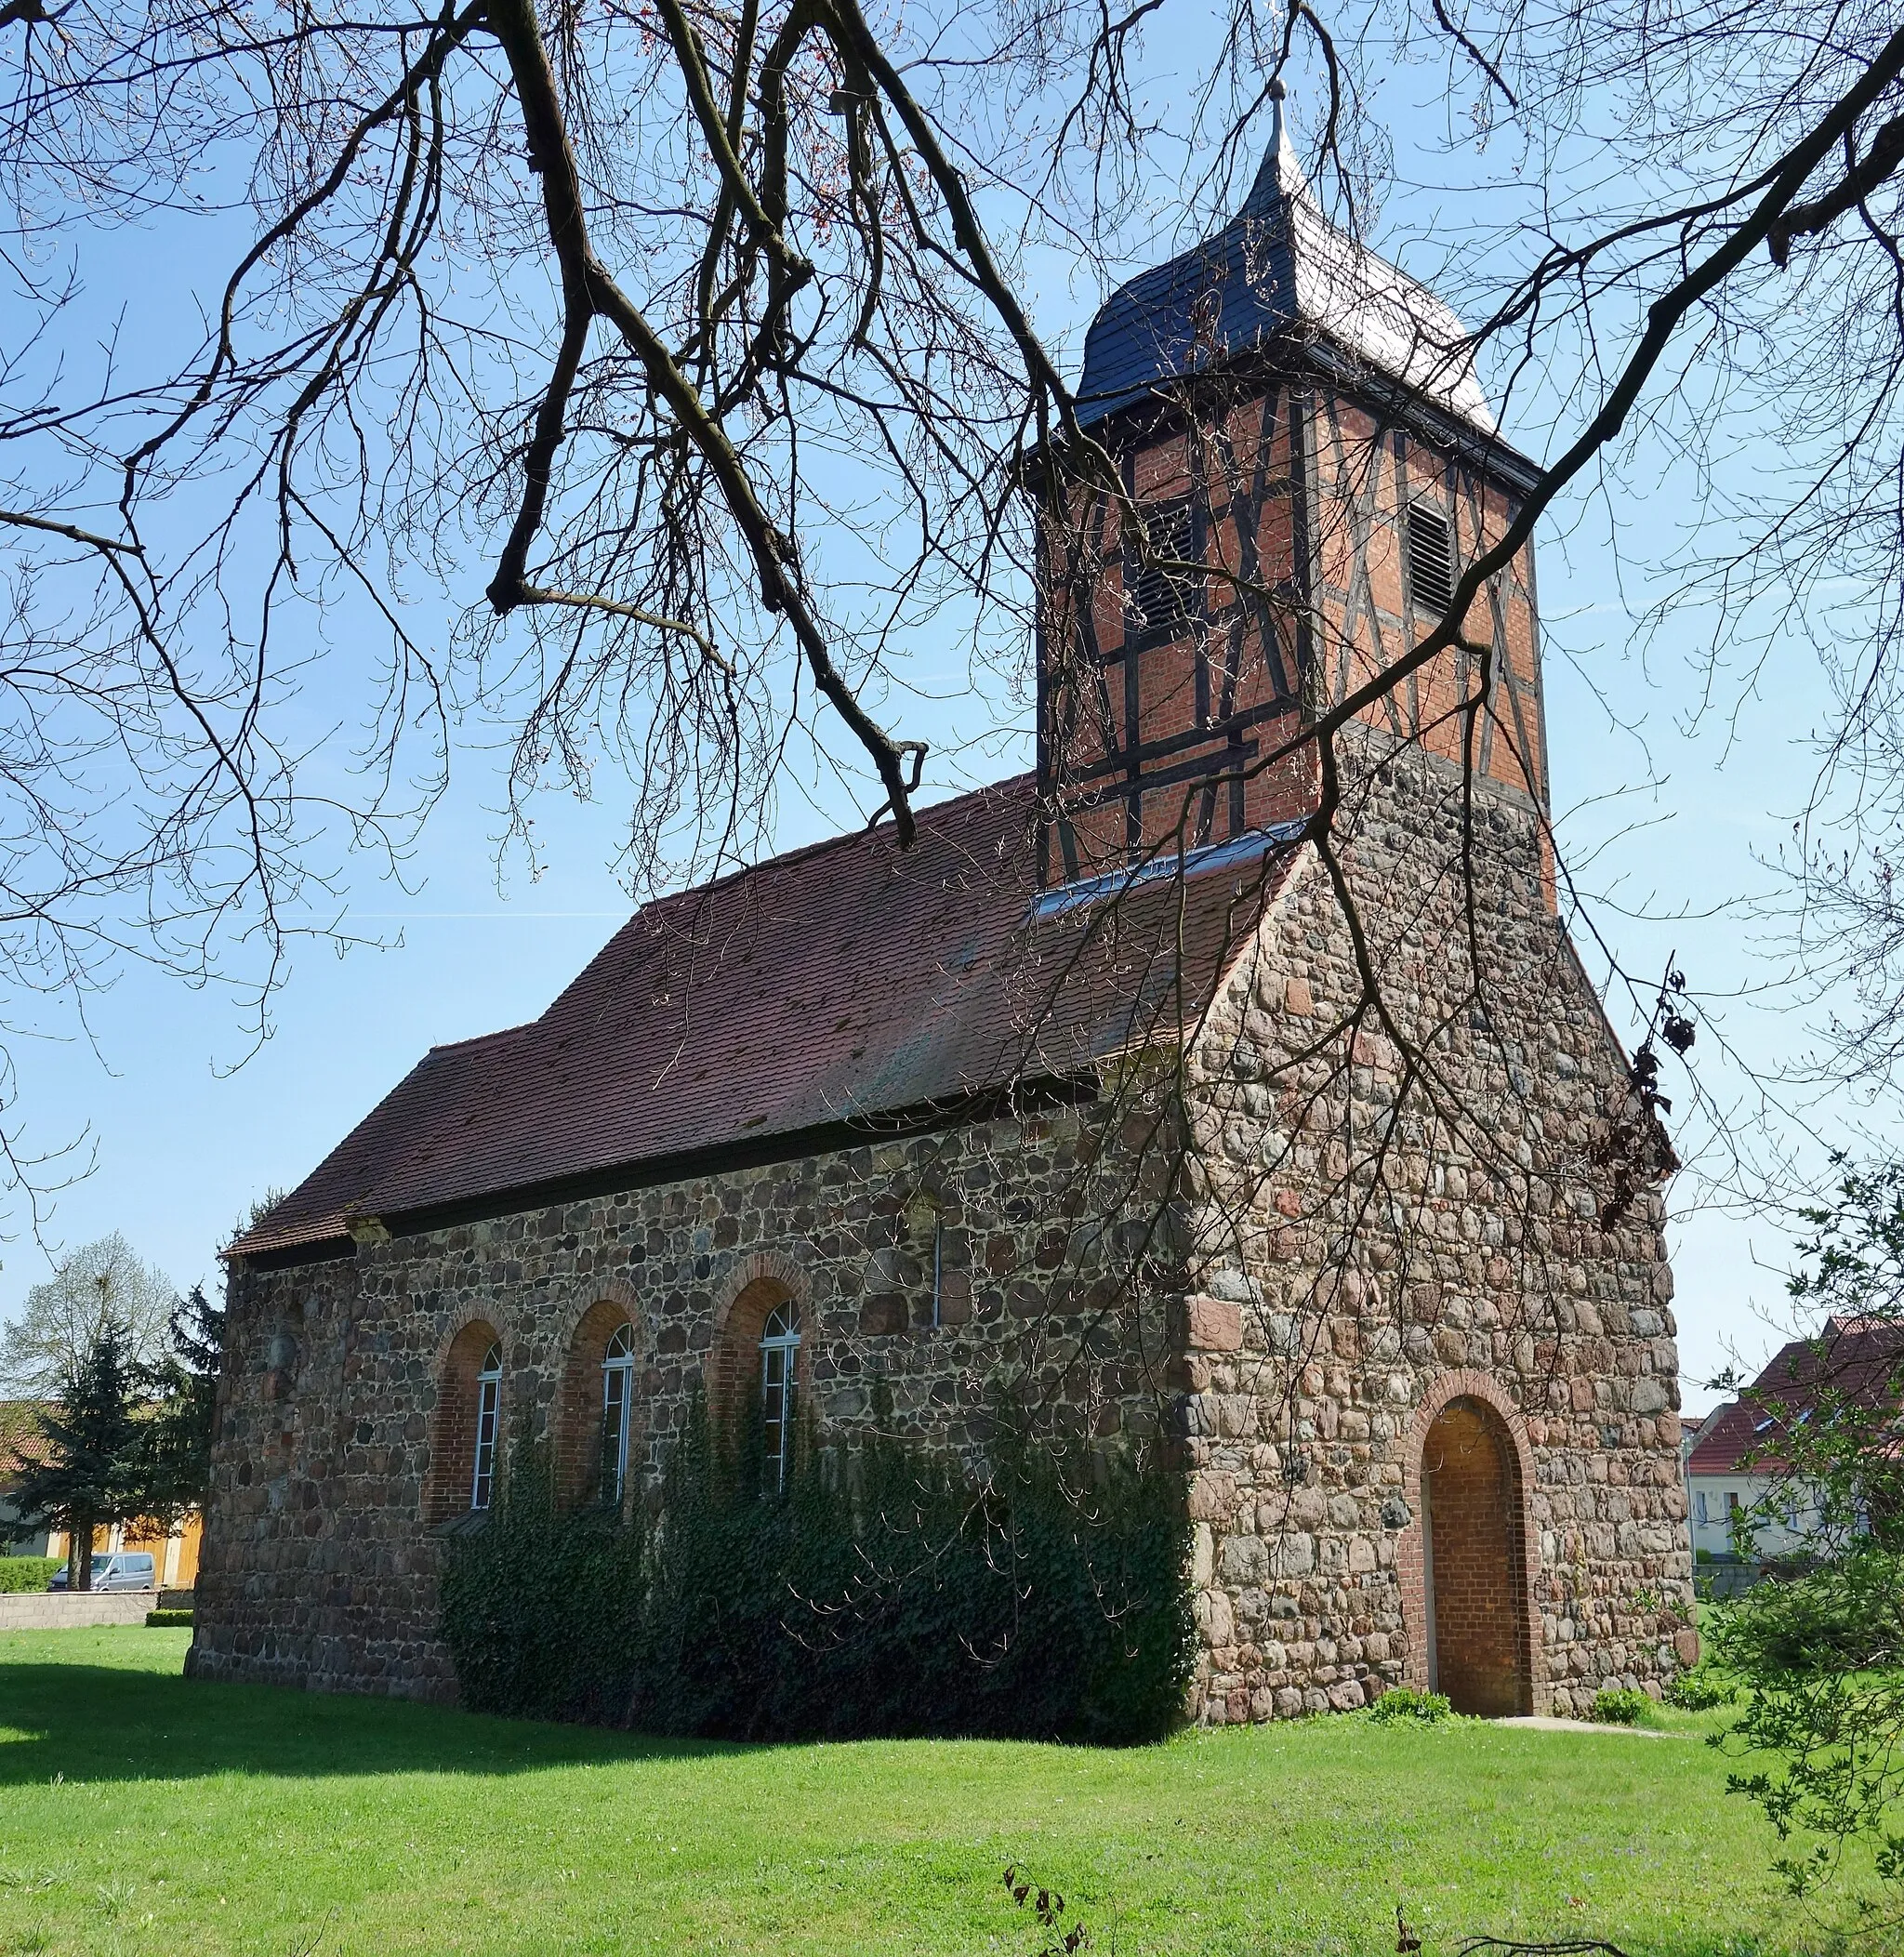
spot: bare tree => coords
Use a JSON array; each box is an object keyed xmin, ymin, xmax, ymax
[
  {"xmin": 3, "ymin": 0, "xmax": 1904, "ymax": 1228},
  {"xmin": 0, "ymin": 1230, "xmax": 177, "ymax": 1396}
]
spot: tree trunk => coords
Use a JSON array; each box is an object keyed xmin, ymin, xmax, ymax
[{"xmin": 74, "ymin": 1517, "xmax": 94, "ymax": 1593}]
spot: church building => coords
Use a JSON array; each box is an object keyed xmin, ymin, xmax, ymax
[{"xmin": 193, "ymin": 95, "xmax": 1696, "ymax": 1721}]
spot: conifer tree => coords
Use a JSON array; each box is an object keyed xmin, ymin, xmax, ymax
[
  {"xmin": 13, "ymin": 1323, "xmax": 149, "ymax": 1592},
  {"xmin": 142, "ymin": 1285, "xmax": 227, "ymax": 1518}
]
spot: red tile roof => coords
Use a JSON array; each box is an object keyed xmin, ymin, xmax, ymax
[
  {"xmin": 234, "ymin": 775, "xmax": 1300, "ymax": 1258},
  {"xmin": 0, "ymin": 1401, "xmax": 53, "ymax": 1485},
  {"xmin": 1686, "ymin": 1316, "xmax": 1904, "ymax": 1475}
]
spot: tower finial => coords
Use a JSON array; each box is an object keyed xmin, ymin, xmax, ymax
[{"xmin": 1245, "ymin": 73, "xmax": 1307, "ymax": 210}]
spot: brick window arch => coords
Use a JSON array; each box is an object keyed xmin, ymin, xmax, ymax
[
  {"xmin": 759, "ymin": 1302, "xmax": 800, "ymax": 1490},
  {"xmin": 428, "ymin": 1319, "xmax": 504, "ymax": 1525},
  {"xmin": 708, "ymin": 1274, "xmax": 806, "ymax": 1483},
  {"xmin": 555, "ymin": 1299, "xmax": 643, "ymax": 1511},
  {"xmin": 1421, "ymin": 1395, "xmax": 1533, "ymax": 1716}
]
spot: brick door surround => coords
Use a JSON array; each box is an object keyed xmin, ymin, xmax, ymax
[{"xmin": 1395, "ymin": 1369, "xmax": 1546, "ymax": 1715}]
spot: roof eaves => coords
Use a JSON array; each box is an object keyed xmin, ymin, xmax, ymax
[{"xmin": 244, "ymin": 1070, "xmax": 1104, "ymax": 1262}]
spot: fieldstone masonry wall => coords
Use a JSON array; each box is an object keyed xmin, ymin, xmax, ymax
[
  {"xmin": 193, "ymin": 739, "xmax": 1693, "ymax": 1718},
  {"xmin": 1174, "ymin": 739, "xmax": 1693, "ymax": 1723},
  {"xmin": 191, "ymin": 1105, "xmax": 1175, "ymax": 1699}
]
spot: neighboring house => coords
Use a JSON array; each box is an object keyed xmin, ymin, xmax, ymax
[
  {"xmin": 1677, "ymin": 1411, "xmax": 1704, "ymax": 1560},
  {"xmin": 1, "ymin": 1399, "xmax": 203, "ymax": 1582},
  {"xmin": 0, "ymin": 1402, "xmax": 53, "ymax": 1555},
  {"xmin": 194, "ymin": 97, "xmax": 1693, "ymax": 1725},
  {"xmin": 43, "ymin": 1514, "xmax": 203, "ymax": 1589},
  {"xmin": 1686, "ymin": 1316, "xmax": 1904, "ymax": 1564}
]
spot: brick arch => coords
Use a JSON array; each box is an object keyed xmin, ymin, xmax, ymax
[
  {"xmin": 1396, "ymin": 1369, "xmax": 1544, "ymax": 1715},
  {"xmin": 553, "ymin": 1288, "xmax": 643, "ymax": 1511},
  {"xmin": 706, "ymin": 1255, "xmax": 809, "ymax": 1433},
  {"xmin": 426, "ymin": 1316, "xmax": 506, "ymax": 1525}
]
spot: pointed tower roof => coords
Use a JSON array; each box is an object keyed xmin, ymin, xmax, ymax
[{"xmin": 1076, "ymin": 82, "xmax": 1496, "ymax": 436}]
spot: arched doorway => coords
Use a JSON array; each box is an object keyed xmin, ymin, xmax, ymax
[{"xmin": 1422, "ymin": 1395, "xmax": 1532, "ymax": 1716}]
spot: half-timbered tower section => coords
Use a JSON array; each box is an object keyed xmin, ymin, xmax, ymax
[{"xmin": 1038, "ymin": 87, "xmax": 1547, "ymax": 881}]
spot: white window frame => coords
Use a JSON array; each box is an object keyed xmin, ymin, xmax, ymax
[
  {"xmin": 601, "ymin": 1322, "xmax": 636, "ymax": 1505},
  {"xmin": 760, "ymin": 1302, "xmax": 800, "ymax": 1491},
  {"xmin": 932, "ymin": 1217, "xmax": 945, "ymax": 1329},
  {"xmin": 471, "ymin": 1342, "xmax": 503, "ymax": 1511}
]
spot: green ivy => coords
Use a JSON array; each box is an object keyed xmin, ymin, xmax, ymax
[
  {"xmin": 441, "ymin": 1393, "xmax": 1193, "ymax": 1745},
  {"xmin": 436, "ymin": 1448, "xmax": 646, "ymax": 1725}
]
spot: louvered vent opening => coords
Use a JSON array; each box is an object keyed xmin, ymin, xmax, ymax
[
  {"xmin": 1125, "ymin": 498, "xmax": 1198, "ymax": 641},
  {"xmin": 1406, "ymin": 505, "xmax": 1455, "ymax": 617}
]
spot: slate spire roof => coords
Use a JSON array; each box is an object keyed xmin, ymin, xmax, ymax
[{"xmin": 1076, "ymin": 80, "xmax": 1495, "ymax": 433}]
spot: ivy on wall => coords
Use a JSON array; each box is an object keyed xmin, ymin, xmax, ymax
[{"xmin": 441, "ymin": 1393, "xmax": 1193, "ymax": 1745}]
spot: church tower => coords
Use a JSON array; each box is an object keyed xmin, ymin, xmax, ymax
[{"xmin": 1037, "ymin": 86, "xmax": 1549, "ymax": 886}]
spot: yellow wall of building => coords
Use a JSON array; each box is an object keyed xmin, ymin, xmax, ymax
[{"xmin": 46, "ymin": 1511, "xmax": 201, "ymax": 1587}]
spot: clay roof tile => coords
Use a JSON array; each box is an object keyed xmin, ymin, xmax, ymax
[{"xmin": 234, "ymin": 775, "xmax": 1300, "ymax": 1257}]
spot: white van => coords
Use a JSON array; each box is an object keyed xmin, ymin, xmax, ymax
[{"xmin": 48, "ymin": 1552, "xmax": 157, "ymax": 1593}]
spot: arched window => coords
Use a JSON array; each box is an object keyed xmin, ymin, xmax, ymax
[
  {"xmin": 471, "ymin": 1341, "xmax": 502, "ymax": 1511},
  {"xmin": 554, "ymin": 1298, "xmax": 644, "ymax": 1510},
  {"xmin": 759, "ymin": 1302, "xmax": 800, "ymax": 1490},
  {"xmin": 600, "ymin": 1322, "xmax": 635, "ymax": 1504},
  {"xmin": 428, "ymin": 1318, "xmax": 505, "ymax": 1526}
]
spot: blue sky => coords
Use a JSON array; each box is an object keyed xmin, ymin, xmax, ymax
[{"xmin": 0, "ymin": 37, "xmax": 1861, "ymax": 1414}]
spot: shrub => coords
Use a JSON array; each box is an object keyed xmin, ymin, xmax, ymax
[
  {"xmin": 1711, "ymin": 1547, "xmax": 1900, "ymax": 1679},
  {"xmin": 1591, "ymin": 1686, "xmax": 1651, "ymax": 1726},
  {"xmin": 145, "ymin": 1608, "xmax": 193, "ymax": 1628},
  {"xmin": 0, "ymin": 1556, "xmax": 60, "ymax": 1593},
  {"xmin": 442, "ymin": 1397, "xmax": 1194, "ymax": 1745},
  {"xmin": 1368, "ymin": 1687, "xmax": 1453, "ymax": 1725},
  {"xmin": 1666, "ymin": 1666, "xmax": 1737, "ymax": 1710},
  {"xmin": 437, "ymin": 1445, "xmax": 646, "ymax": 1726}
]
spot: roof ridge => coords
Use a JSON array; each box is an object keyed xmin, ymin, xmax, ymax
[
  {"xmin": 427, "ymin": 1023, "xmax": 534, "ymax": 1058},
  {"xmin": 620, "ymin": 771, "xmax": 1038, "ymax": 923}
]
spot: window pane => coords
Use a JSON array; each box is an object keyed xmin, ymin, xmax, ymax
[
  {"xmin": 601, "ymin": 1364, "xmax": 630, "ymax": 1503},
  {"xmin": 472, "ymin": 1376, "xmax": 499, "ymax": 1510},
  {"xmin": 760, "ymin": 1305, "xmax": 800, "ymax": 1490}
]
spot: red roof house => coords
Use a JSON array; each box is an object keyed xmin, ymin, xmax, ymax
[{"xmin": 1687, "ymin": 1316, "xmax": 1904, "ymax": 1477}]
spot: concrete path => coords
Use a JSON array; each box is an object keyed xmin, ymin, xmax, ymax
[{"xmin": 1497, "ymin": 1714, "xmax": 1677, "ymax": 1737}]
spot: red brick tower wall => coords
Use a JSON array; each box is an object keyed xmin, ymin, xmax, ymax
[
  {"xmin": 1308, "ymin": 403, "xmax": 1546, "ymax": 815},
  {"xmin": 1039, "ymin": 390, "xmax": 1315, "ymax": 883},
  {"xmin": 1038, "ymin": 382, "xmax": 1549, "ymax": 894}
]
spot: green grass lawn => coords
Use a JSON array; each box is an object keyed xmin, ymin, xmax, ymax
[{"xmin": 0, "ymin": 1628, "xmax": 1856, "ymax": 1957}]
